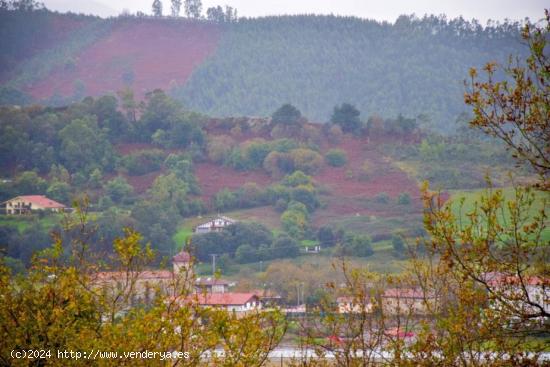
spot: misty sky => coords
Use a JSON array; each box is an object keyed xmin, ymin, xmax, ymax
[{"xmin": 42, "ymin": 0, "xmax": 547, "ymax": 24}]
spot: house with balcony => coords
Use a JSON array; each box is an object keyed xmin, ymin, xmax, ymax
[
  {"xmin": 194, "ymin": 215, "xmax": 236, "ymax": 234},
  {"xmin": 2, "ymin": 195, "xmax": 69, "ymax": 215}
]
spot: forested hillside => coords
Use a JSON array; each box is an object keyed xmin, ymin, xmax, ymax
[
  {"xmin": 174, "ymin": 15, "xmax": 527, "ymax": 131},
  {"xmin": 0, "ymin": 9, "xmax": 528, "ymax": 132}
]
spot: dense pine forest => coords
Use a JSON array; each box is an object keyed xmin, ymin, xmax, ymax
[{"xmin": 175, "ymin": 15, "xmax": 527, "ymax": 131}]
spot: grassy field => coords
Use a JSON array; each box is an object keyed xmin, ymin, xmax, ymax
[
  {"xmin": 210, "ymin": 239, "xmax": 407, "ymax": 278},
  {"xmin": 172, "ymin": 226, "xmax": 193, "ymax": 250},
  {"xmin": 449, "ymin": 187, "xmax": 549, "ymax": 216},
  {"xmin": 0, "ymin": 214, "xmax": 62, "ymax": 233},
  {"xmin": 448, "ymin": 187, "xmax": 550, "ymax": 241}
]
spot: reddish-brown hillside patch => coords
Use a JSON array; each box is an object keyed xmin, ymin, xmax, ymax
[
  {"xmin": 113, "ymin": 125, "xmax": 424, "ymax": 221},
  {"xmin": 315, "ymin": 136, "xmax": 419, "ymax": 198},
  {"xmin": 26, "ymin": 19, "xmax": 221, "ymax": 99},
  {"xmin": 195, "ymin": 162, "xmax": 274, "ymax": 204}
]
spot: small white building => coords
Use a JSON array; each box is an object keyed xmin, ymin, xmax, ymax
[
  {"xmin": 2, "ymin": 195, "xmax": 69, "ymax": 215},
  {"xmin": 194, "ymin": 216, "xmax": 236, "ymax": 234},
  {"xmin": 337, "ymin": 296, "xmax": 373, "ymax": 314}
]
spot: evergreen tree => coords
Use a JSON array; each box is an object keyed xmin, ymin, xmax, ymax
[
  {"xmin": 184, "ymin": 0, "xmax": 201, "ymax": 18},
  {"xmin": 331, "ymin": 103, "xmax": 361, "ymax": 133},
  {"xmin": 170, "ymin": 0, "xmax": 181, "ymax": 17},
  {"xmin": 151, "ymin": 0, "xmax": 162, "ymax": 16}
]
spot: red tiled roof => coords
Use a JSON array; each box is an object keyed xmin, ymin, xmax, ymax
[
  {"xmin": 191, "ymin": 292, "xmax": 258, "ymax": 306},
  {"xmin": 385, "ymin": 327, "xmax": 415, "ymax": 338},
  {"xmin": 487, "ymin": 274, "xmax": 549, "ymax": 287},
  {"xmin": 172, "ymin": 251, "xmax": 191, "ymax": 263},
  {"xmin": 7, "ymin": 195, "xmax": 67, "ymax": 208}
]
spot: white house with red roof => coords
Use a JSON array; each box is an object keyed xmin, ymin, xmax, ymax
[
  {"xmin": 183, "ymin": 292, "xmax": 261, "ymax": 313},
  {"xmin": 2, "ymin": 195, "xmax": 69, "ymax": 215}
]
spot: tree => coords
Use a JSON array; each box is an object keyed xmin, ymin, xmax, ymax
[
  {"xmin": 271, "ymin": 103, "xmax": 302, "ymax": 126},
  {"xmin": 402, "ymin": 14, "xmax": 550, "ymax": 363},
  {"xmin": 391, "ymin": 234, "xmax": 405, "ymax": 253},
  {"xmin": 325, "ymin": 149, "xmax": 347, "ymax": 167},
  {"xmin": 0, "ymin": 206, "xmax": 286, "ymax": 366},
  {"xmin": 206, "ymin": 5, "xmax": 224, "ymax": 22},
  {"xmin": 151, "ymin": 0, "xmax": 162, "ymax": 16},
  {"xmin": 58, "ymin": 116, "xmax": 114, "ymax": 173},
  {"xmin": 184, "ymin": 0, "xmax": 201, "ymax": 18},
  {"xmin": 464, "ymin": 10, "xmax": 550, "ymax": 190},
  {"xmin": 235, "ymin": 244, "xmax": 257, "ymax": 263},
  {"xmin": 13, "ymin": 171, "xmax": 47, "ymax": 195},
  {"xmin": 170, "ymin": 0, "xmax": 181, "ymax": 16},
  {"xmin": 331, "ymin": 103, "xmax": 361, "ymax": 134},
  {"xmin": 117, "ymin": 88, "xmax": 137, "ymax": 124},
  {"xmin": 148, "ymin": 173, "xmax": 189, "ymax": 215},
  {"xmin": 46, "ymin": 180, "xmax": 71, "ymax": 204},
  {"xmin": 290, "ymin": 148, "xmax": 323, "ymax": 175},
  {"xmin": 350, "ymin": 234, "xmax": 373, "ymax": 257},
  {"xmin": 104, "ymin": 176, "xmax": 133, "ymax": 204},
  {"xmin": 88, "ymin": 168, "xmax": 103, "ymax": 189},
  {"xmin": 271, "ymin": 234, "xmax": 299, "ymax": 259},
  {"xmin": 317, "ymin": 226, "xmax": 335, "ymax": 247},
  {"xmin": 397, "ymin": 192, "xmax": 411, "ymax": 205}
]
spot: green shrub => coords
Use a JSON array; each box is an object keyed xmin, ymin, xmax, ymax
[
  {"xmin": 374, "ymin": 192, "xmax": 390, "ymax": 204},
  {"xmin": 397, "ymin": 192, "xmax": 411, "ymax": 205},
  {"xmin": 120, "ymin": 149, "xmax": 165, "ymax": 176},
  {"xmin": 392, "ymin": 235, "xmax": 405, "ymax": 253},
  {"xmin": 325, "ymin": 149, "xmax": 347, "ymax": 167}
]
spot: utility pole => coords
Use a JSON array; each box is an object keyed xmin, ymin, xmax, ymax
[{"xmin": 210, "ymin": 254, "xmax": 217, "ymax": 275}]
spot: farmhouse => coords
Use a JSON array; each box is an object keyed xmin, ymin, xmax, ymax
[
  {"xmin": 184, "ymin": 292, "xmax": 262, "ymax": 314},
  {"xmin": 194, "ymin": 215, "xmax": 236, "ymax": 234},
  {"xmin": 2, "ymin": 195, "xmax": 69, "ymax": 215}
]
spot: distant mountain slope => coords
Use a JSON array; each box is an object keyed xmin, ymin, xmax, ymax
[
  {"xmin": 173, "ymin": 15, "xmax": 527, "ymax": 131},
  {"xmin": 0, "ymin": 9, "xmax": 96, "ymax": 81},
  {"xmin": 1, "ymin": 11, "xmax": 528, "ymax": 132},
  {"xmin": 26, "ymin": 19, "xmax": 221, "ymax": 100}
]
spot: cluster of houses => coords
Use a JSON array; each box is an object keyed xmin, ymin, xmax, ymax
[
  {"xmin": 336, "ymin": 288, "xmax": 435, "ymax": 316},
  {"xmin": 94, "ymin": 248, "xmax": 271, "ymax": 315},
  {"xmin": 4, "ymin": 199, "xmax": 547, "ymax": 322}
]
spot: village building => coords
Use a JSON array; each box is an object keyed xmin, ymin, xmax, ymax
[
  {"xmin": 196, "ymin": 277, "xmax": 232, "ymax": 294},
  {"xmin": 183, "ymin": 293, "xmax": 262, "ymax": 314},
  {"xmin": 94, "ymin": 250, "xmax": 237, "ymax": 305},
  {"xmin": 2, "ymin": 195, "xmax": 69, "ymax": 215},
  {"xmin": 336, "ymin": 296, "xmax": 374, "ymax": 314},
  {"xmin": 485, "ymin": 273, "xmax": 549, "ymax": 321},
  {"xmin": 381, "ymin": 288, "xmax": 435, "ymax": 315},
  {"xmin": 251, "ymin": 289, "xmax": 283, "ymax": 307},
  {"xmin": 194, "ymin": 215, "xmax": 236, "ymax": 234}
]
